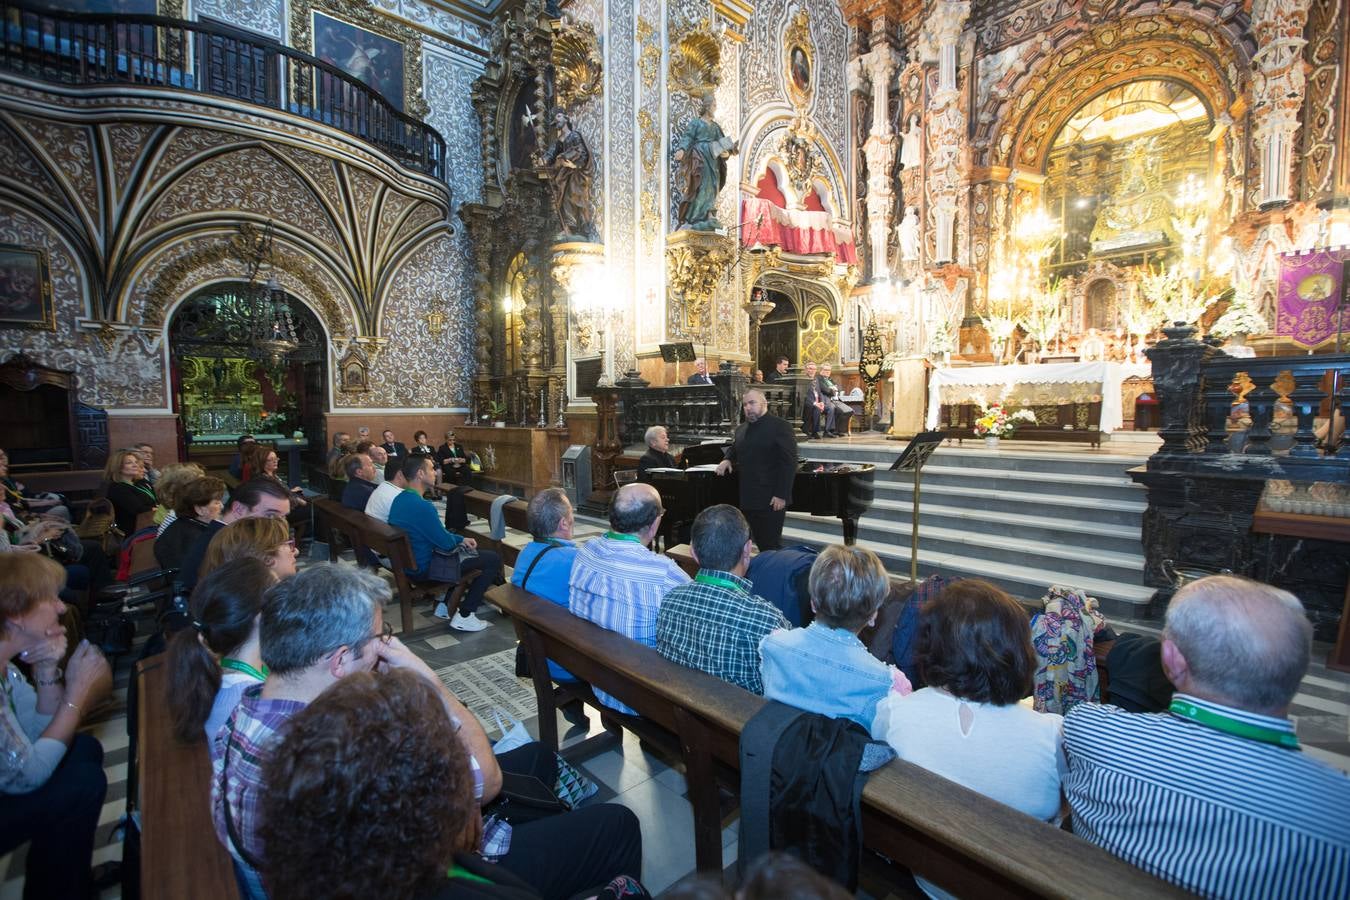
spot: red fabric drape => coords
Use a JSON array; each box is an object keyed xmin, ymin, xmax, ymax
[
  {"xmin": 739, "ymin": 197, "xmax": 858, "ymax": 265},
  {"xmin": 756, "ymin": 169, "xmax": 787, "ymax": 207}
]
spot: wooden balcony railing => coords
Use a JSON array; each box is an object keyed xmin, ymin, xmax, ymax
[{"xmin": 0, "ymin": 1, "xmax": 446, "ymax": 180}]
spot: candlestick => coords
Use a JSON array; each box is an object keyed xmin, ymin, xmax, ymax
[{"xmin": 537, "ymin": 387, "xmax": 547, "ymax": 428}]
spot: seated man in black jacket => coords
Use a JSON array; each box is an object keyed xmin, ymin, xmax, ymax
[
  {"xmin": 339, "ymin": 453, "xmax": 379, "ymax": 511},
  {"xmin": 636, "ymin": 426, "xmax": 678, "ymax": 482}
]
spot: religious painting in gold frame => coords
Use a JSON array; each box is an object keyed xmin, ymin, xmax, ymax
[
  {"xmin": 289, "ymin": 0, "xmax": 428, "ymax": 119},
  {"xmin": 311, "ymin": 11, "xmax": 405, "ymax": 111},
  {"xmin": 0, "ymin": 245, "xmax": 55, "ymax": 332},
  {"xmin": 337, "ymin": 346, "xmax": 369, "ymax": 393},
  {"xmin": 783, "ymin": 10, "xmax": 814, "ymax": 110}
]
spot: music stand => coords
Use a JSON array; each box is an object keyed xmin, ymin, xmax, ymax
[
  {"xmin": 890, "ymin": 430, "xmax": 946, "ymax": 583},
  {"xmin": 660, "ymin": 341, "xmax": 697, "ymax": 383}
]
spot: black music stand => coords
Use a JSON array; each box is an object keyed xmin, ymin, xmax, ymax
[
  {"xmin": 890, "ymin": 430, "xmax": 946, "ymax": 583},
  {"xmin": 660, "ymin": 341, "xmax": 696, "ymax": 383}
]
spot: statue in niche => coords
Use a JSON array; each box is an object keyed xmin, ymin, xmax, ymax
[
  {"xmin": 541, "ymin": 109, "xmax": 597, "ymax": 242},
  {"xmin": 900, "ymin": 115, "xmax": 922, "ymax": 169},
  {"xmin": 896, "ymin": 206, "xmax": 921, "ymax": 262},
  {"xmin": 673, "ymin": 97, "xmax": 738, "ymax": 231}
]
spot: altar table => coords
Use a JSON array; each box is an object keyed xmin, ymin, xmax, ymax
[{"xmin": 925, "ymin": 361, "xmax": 1152, "ymax": 433}]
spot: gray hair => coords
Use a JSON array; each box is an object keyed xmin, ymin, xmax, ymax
[
  {"xmin": 260, "ymin": 564, "xmax": 391, "ymax": 675},
  {"xmin": 691, "ymin": 504, "xmax": 750, "ymax": 572},
  {"xmin": 808, "ymin": 545, "xmax": 890, "ymax": 632},
  {"xmin": 527, "ymin": 488, "xmax": 572, "ymax": 541},
  {"xmin": 609, "ymin": 482, "xmax": 662, "ymax": 534},
  {"xmin": 644, "ymin": 426, "xmax": 667, "ymax": 449},
  {"xmin": 1164, "ymin": 575, "xmax": 1311, "ymax": 711}
]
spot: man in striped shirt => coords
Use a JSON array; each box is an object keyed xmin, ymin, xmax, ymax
[
  {"xmin": 569, "ymin": 482, "xmax": 690, "ymax": 714},
  {"xmin": 1064, "ymin": 575, "xmax": 1350, "ymax": 898},
  {"xmin": 657, "ymin": 504, "xmax": 788, "ymax": 694}
]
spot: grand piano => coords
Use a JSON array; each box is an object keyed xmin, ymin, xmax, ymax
[{"xmin": 644, "ymin": 441, "xmax": 875, "ymax": 548}]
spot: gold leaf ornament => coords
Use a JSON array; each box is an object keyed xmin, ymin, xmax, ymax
[
  {"xmin": 668, "ymin": 26, "xmax": 721, "ymax": 98},
  {"xmin": 552, "ymin": 20, "xmax": 603, "ymax": 109}
]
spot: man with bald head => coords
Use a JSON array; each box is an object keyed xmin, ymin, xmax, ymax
[
  {"xmin": 1064, "ymin": 576, "xmax": 1350, "ymax": 897},
  {"xmin": 716, "ymin": 388, "xmax": 798, "ymax": 550},
  {"xmin": 569, "ymin": 482, "xmax": 690, "ymax": 714}
]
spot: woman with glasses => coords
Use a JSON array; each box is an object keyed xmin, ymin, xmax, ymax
[
  {"xmin": 163, "ymin": 557, "xmax": 278, "ymax": 751},
  {"xmin": 200, "ymin": 517, "xmax": 299, "ymax": 582}
]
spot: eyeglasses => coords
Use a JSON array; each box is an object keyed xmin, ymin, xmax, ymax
[{"xmin": 350, "ymin": 620, "xmax": 394, "ymax": 657}]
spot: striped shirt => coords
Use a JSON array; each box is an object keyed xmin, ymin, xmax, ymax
[
  {"xmin": 656, "ymin": 570, "xmax": 788, "ymax": 695},
  {"xmin": 569, "ymin": 533, "xmax": 690, "ymax": 714},
  {"xmin": 1064, "ymin": 695, "xmax": 1350, "ymax": 899}
]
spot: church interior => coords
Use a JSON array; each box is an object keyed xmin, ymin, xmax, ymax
[{"xmin": 1, "ymin": 0, "xmax": 1349, "ymax": 895}]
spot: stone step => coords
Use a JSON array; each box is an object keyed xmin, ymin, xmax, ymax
[
  {"xmin": 779, "ymin": 522, "xmax": 1154, "ymax": 618},
  {"xmin": 874, "ymin": 480, "xmax": 1146, "ymax": 528},
  {"xmin": 792, "ymin": 511, "xmax": 1145, "ymax": 582},
  {"xmin": 873, "ymin": 464, "xmax": 1145, "ymax": 503},
  {"xmin": 859, "ymin": 497, "xmax": 1143, "ymax": 556},
  {"xmin": 801, "ymin": 441, "xmax": 1151, "ymax": 480}
]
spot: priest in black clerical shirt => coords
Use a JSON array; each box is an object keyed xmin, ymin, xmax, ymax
[{"xmin": 715, "ymin": 388, "xmax": 797, "ymax": 550}]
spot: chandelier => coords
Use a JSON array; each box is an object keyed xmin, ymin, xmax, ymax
[{"xmin": 231, "ymin": 221, "xmax": 299, "ymax": 368}]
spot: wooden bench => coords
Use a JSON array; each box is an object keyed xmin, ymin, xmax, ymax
[
  {"xmin": 312, "ymin": 498, "xmax": 474, "ymax": 634},
  {"xmin": 134, "ymin": 655, "xmax": 239, "ymax": 900},
  {"xmin": 452, "ymin": 488, "xmax": 531, "ymax": 567},
  {"xmin": 490, "ymin": 584, "xmax": 1183, "ymax": 899},
  {"xmin": 19, "ymin": 468, "xmax": 107, "ymax": 519}
]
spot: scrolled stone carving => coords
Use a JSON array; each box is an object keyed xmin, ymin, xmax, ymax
[{"xmin": 666, "ymin": 230, "xmax": 735, "ymax": 334}]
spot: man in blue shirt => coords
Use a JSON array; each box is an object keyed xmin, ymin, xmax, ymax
[
  {"xmin": 510, "ymin": 488, "xmax": 580, "ymax": 683},
  {"xmin": 388, "ymin": 456, "xmax": 501, "ymax": 633}
]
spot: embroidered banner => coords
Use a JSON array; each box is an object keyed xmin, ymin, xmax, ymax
[{"xmin": 1276, "ymin": 248, "xmax": 1349, "ymax": 348}]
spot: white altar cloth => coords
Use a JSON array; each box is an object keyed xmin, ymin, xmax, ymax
[{"xmin": 925, "ymin": 361, "xmax": 1152, "ymax": 433}]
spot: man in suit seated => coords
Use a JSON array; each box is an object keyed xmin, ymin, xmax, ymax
[
  {"xmin": 818, "ymin": 362, "xmax": 850, "ymax": 436},
  {"xmin": 381, "ymin": 429, "xmax": 408, "ymax": 462},
  {"xmin": 800, "ymin": 362, "xmax": 835, "ymax": 439},
  {"xmin": 687, "ymin": 358, "xmax": 713, "ymax": 385}
]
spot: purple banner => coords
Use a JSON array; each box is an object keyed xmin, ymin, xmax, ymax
[{"xmin": 1276, "ymin": 248, "xmax": 1349, "ymax": 348}]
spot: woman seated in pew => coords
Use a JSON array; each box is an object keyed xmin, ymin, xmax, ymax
[
  {"xmin": 0, "ymin": 553, "xmax": 113, "ymax": 899},
  {"xmin": 259, "ymin": 669, "xmax": 650, "ymax": 900},
  {"xmin": 759, "ymin": 545, "xmax": 910, "ymax": 727},
  {"xmin": 247, "ymin": 444, "xmax": 311, "ymax": 545},
  {"xmin": 155, "ymin": 476, "xmax": 227, "ymax": 574},
  {"xmin": 871, "ymin": 579, "xmax": 1065, "ymax": 900},
  {"xmin": 104, "ymin": 447, "xmax": 158, "ymax": 536},
  {"xmin": 152, "ymin": 462, "xmax": 206, "ymax": 535},
  {"xmin": 164, "ymin": 557, "xmax": 276, "ymax": 749},
  {"xmin": 0, "ymin": 449, "xmax": 69, "ymax": 522},
  {"xmin": 200, "ymin": 516, "xmax": 299, "ymax": 583}
]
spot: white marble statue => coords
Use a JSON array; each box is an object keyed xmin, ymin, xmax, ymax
[
  {"xmin": 896, "ymin": 206, "xmax": 921, "ymax": 262},
  {"xmin": 900, "ymin": 115, "xmax": 922, "ymax": 169}
]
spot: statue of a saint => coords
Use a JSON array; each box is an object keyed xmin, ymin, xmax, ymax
[
  {"xmin": 896, "ymin": 206, "xmax": 921, "ymax": 262},
  {"xmin": 541, "ymin": 110, "xmax": 597, "ymax": 242},
  {"xmin": 899, "ymin": 115, "xmax": 922, "ymax": 169},
  {"xmin": 673, "ymin": 98, "xmax": 738, "ymax": 231}
]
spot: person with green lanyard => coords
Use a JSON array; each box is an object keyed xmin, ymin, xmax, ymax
[
  {"xmin": 1063, "ymin": 575, "xmax": 1350, "ymax": 897},
  {"xmin": 162, "ymin": 557, "xmax": 280, "ymax": 751},
  {"xmin": 104, "ymin": 447, "xmax": 158, "ymax": 535}
]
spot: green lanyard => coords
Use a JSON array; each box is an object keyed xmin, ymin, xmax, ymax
[
  {"xmin": 1169, "ymin": 698, "xmax": 1299, "ymax": 749},
  {"xmin": 694, "ymin": 572, "xmax": 743, "ymax": 592},
  {"xmin": 131, "ymin": 481, "xmax": 156, "ymax": 502},
  {"xmin": 447, "ymin": 864, "xmax": 493, "ymax": 885},
  {"xmin": 220, "ymin": 658, "xmax": 269, "ymax": 682},
  {"xmin": 604, "ymin": 531, "xmax": 643, "ymax": 543}
]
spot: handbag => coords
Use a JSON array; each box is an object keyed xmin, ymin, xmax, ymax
[{"xmin": 427, "ymin": 542, "xmax": 477, "ymax": 582}]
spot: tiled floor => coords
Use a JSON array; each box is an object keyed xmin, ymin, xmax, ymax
[{"xmin": 3, "ymin": 502, "xmax": 1348, "ymax": 899}]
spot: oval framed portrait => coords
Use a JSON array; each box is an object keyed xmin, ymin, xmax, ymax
[{"xmin": 790, "ymin": 45, "xmax": 810, "ymax": 92}]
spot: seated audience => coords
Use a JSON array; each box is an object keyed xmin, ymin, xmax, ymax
[
  {"xmin": 324, "ymin": 431, "xmax": 349, "ymax": 472},
  {"xmin": 817, "ymin": 363, "xmax": 851, "ymax": 435},
  {"xmin": 657, "ymin": 505, "xmax": 787, "ymax": 694},
  {"xmin": 357, "ymin": 440, "xmax": 390, "ymax": 484},
  {"xmin": 213, "ymin": 564, "xmax": 641, "ymax": 900},
  {"xmin": 760, "ymin": 545, "xmax": 905, "ymax": 726},
  {"xmin": 364, "ymin": 458, "xmax": 406, "ymax": 522},
  {"xmin": 155, "ymin": 475, "xmax": 226, "ymax": 573},
  {"xmin": 152, "ymin": 462, "xmax": 207, "ymax": 534},
  {"xmin": 437, "ymin": 429, "xmax": 471, "ymax": 485},
  {"xmin": 410, "ymin": 430, "xmax": 435, "ymax": 457},
  {"xmin": 339, "ymin": 452, "xmax": 379, "ymax": 511},
  {"xmin": 511, "ymin": 488, "xmax": 581, "ymax": 683},
  {"xmin": 0, "ymin": 554, "xmax": 113, "ymax": 899},
  {"xmin": 0, "ymin": 449, "xmax": 69, "ymax": 521},
  {"xmin": 200, "ymin": 516, "xmax": 298, "ymax": 582},
  {"xmin": 570, "ymin": 483, "xmax": 689, "ymax": 714},
  {"xmin": 134, "ymin": 442, "xmax": 160, "ymax": 486},
  {"xmin": 382, "ymin": 429, "xmax": 408, "ymax": 461},
  {"xmin": 177, "ymin": 479, "xmax": 292, "ymax": 593},
  {"xmin": 232, "ymin": 434, "xmax": 258, "ymax": 481},
  {"xmin": 636, "ymin": 426, "xmax": 678, "ymax": 482},
  {"xmin": 165, "ymin": 557, "xmax": 276, "ymax": 748},
  {"xmin": 800, "ymin": 362, "xmax": 835, "ymax": 439},
  {"xmin": 872, "ymin": 580, "xmax": 1063, "ymax": 900},
  {"xmin": 389, "ymin": 456, "xmax": 501, "ymax": 633},
  {"xmin": 1064, "ymin": 575, "xmax": 1350, "ymax": 897},
  {"xmin": 105, "ymin": 447, "xmax": 157, "ymax": 535}
]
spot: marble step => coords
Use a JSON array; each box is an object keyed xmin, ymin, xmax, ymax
[
  {"xmin": 802, "ymin": 441, "xmax": 1151, "ymax": 480},
  {"xmin": 874, "ymin": 479, "xmax": 1146, "ymax": 528},
  {"xmin": 871, "ymin": 464, "xmax": 1145, "ymax": 504}
]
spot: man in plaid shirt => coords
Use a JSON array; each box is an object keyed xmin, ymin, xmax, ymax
[{"xmin": 656, "ymin": 505, "xmax": 789, "ymax": 694}]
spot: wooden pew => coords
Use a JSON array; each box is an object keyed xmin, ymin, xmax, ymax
[
  {"xmin": 490, "ymin": 584, "xmax": 1184, "ymax": 899},
  {"xmin": 450, "ymin": 488, "xmax": 530, "ymax": 567},
  {"xmin": 134, "ymin": 654, "xmax": 239, "ymax": 900},
  {"xmin": 312, "ymin": 498, "xmax": 473, "ymax": 634}
]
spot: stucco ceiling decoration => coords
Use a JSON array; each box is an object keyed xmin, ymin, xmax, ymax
[{"xmin": 982, "ymin": 15, "xmax": 1243, "ymax": 172}]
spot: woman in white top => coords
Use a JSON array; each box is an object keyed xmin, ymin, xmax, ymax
[
  {"xmin": 163, "ymin": 557, "xmax": 278, "ymax": 753},
  {"xmin": 872, "ymin": 579, "xmax": 1066, "ymax": 900},
  {"xmin": 0, "ymin": 553, "xmax": 113, "ymax": 898}
]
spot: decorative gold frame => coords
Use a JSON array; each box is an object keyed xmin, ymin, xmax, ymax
[
  {"xmin": 0, "ymin": 245, "xmax": 55, "ymax": 332},
  {"xmin": 290, "ymin": 0, "xmax": 428, "ymax": 119},
  {"xmin": 783, "ymin": 9, "xmax": 814, "ymax": 110},
  {"xmin": 337, "ymin": 345, "xmax": 369, "ymax": 393}
]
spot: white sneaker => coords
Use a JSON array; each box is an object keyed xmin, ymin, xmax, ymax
[
  {"xmin": 450, "ymin": 611, "xmax": 490, "ymax": 632},
  {"xmin": 432, "ymin": 601, "xmax": 450, "ymax": 619}
]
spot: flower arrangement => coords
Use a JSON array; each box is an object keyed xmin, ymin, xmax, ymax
[
  {"xmin": 973, "ymin": 400, "xmax": 1037, "ymax": 438},
  {"xmin": 1209, "ymin": 300, "xmax": 1268, "ymax": 339},
  {"xmin": 927, "ymin": 319, "xmax": 955, "ymax": 357}
]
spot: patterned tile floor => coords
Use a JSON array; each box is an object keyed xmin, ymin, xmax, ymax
[{"xmin": 2, "ymin": 506, "xmax": 1347, "ymax": 899}]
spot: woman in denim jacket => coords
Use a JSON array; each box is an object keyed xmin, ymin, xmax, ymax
[{"xmin": 759, "ymin": 545, "xmax": 909, "ymax": 727}]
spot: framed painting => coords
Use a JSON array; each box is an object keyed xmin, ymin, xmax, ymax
[
  {"xmin": 0, "ymin": 245, "xmax": 55, "ymax": 331},
  {"xmin": 312, "ymin": 10, "xmax": 405, "ymax": 112}
]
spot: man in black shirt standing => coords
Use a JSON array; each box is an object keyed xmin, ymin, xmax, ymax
[{"xmin": 715, "ymin": 389, "xmax": 797, "ymax": 550}]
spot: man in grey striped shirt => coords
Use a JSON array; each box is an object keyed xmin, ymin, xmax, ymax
[{"xmin": 1064, "ymin": 576, "xmax": 1349, "ymax": 898}]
